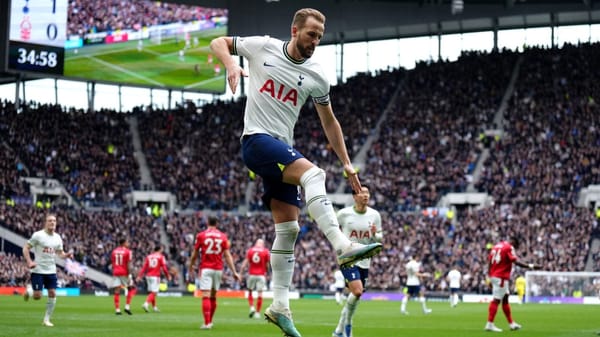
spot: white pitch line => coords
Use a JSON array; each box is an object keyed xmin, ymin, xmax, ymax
[{"xmin": 85, "ymin": 55, "xmax": 165, "ymax": 87}]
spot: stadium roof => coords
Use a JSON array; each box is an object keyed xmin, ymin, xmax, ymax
[{"xmin": 187, "ymin": 0, "xmax": 599, "ymax": 44}]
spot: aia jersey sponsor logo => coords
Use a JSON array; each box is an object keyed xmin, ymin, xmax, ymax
[
  {"xmin": 42, "ymin": 246, "xmax": 56, "ymax": 254},
  {"xmin": 348, "ymin": 230, "xmax": 372, "ymax": 240},
  {"xmin": 259, "ymin": 79, "xmax": 298, "ymax": 106}
]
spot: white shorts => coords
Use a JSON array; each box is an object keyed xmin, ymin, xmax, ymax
[
  {"xmin": 490, "ymin": 277, "xmax": 510, "ymax": 300},
  {"xmin": 247, "ymin": 275, "xmax": 266, "ymax": 291},
  {"xmin": 111, "ymin": 276, "xmax": 129, "ymax": 289},
  {"xmin": 199, "ymin": 269, "xmax": 222, "ymax": 291},
  {"xmin": 145, "ymin": 276, "xmax": 161, "ymax": 293}
]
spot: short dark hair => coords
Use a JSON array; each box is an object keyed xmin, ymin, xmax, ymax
[{"xmin": 208, "ymin": 216, "xmax": 218, "ymax": 226}]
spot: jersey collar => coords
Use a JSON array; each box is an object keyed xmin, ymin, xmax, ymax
[{"xmin": 283, "ymin": 41, "xmax": 306, "ymax": 65}]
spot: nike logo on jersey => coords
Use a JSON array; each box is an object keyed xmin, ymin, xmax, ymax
[{"xmin": 263, "ymin": 61, "xmax": 275, "ymax": 67}]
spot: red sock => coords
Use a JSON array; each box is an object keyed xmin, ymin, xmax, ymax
[
  {"xmin": 256, "ymin": 297, "xmax": 263, "ymax": 312},
  {"xmin": 202, "ymin": 296, "xmax": 212, "ymax": 324},
  {"xmin": 210, "ymin": 297, "xmax": 217, "ymax": 321},
  {"xmin": 147, "ymin": 292, "xmax": 156, "ymax": 307},
  {"xmin": 126, "ymin": 287, "xmax": 136, "ymax": 305},
  {"xmin": 502, "ymin": 300, "xmax": 513, "ymax": 323},
  {"xmin": 248, "ymin": 291, "xmax": 254, "ymax": 308},
  {"xmin": 488, "ymin": 300, "xmax": 499, "ymax": 322},
  {"xmin": 114, "ymin": 293, "xmax": 120, "ymax": 310}
]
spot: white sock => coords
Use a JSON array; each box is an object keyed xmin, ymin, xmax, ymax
[
  {"xmin": 300, "ymin": 167, "xmax": 351, "ymax": 253},
  {"xmin": 270, "ymin": 221, "xmax": 299, "ymax": 310},
  {"xmin": 335, "ymin": 304, "xmax": 348, "ymax": 333},
  {"xmin": 420, "ymin": 296, "xmax": 428, "ymax": 311},
  {"xmin": 345, "ymin": 293, "xmax": 359, "ymax": 324},
  {"xmin": 45, "ymin": 297, "xmax": 56, "ymax": 321},
  {"xmin": 401, "ymin": 296, "xmax": 408, "ymax": 311}
]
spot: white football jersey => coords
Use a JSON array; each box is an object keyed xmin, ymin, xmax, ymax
[
  {"xmin": 233, "ymin": 35, "xmax": 330, "ymax": 146},
  {"xmin": 405, "ymin": 259, "xmax": 422, "ymax": 286},
  {"xmin": 337, "ymin": 206, "xmax": 382, "ymax": 269},
  {"xmin": 27, "ymin": 229, "xmax": 65, "ymax": 274},
  {"xmin": 447, "ymin": 269, "xmax": 462, "ymax": 288}
]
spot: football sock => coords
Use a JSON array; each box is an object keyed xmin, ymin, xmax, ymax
[
  {"xmin": 114, "ymin": 293, "xmax": 120, "ymax": 309},
  {"xmin": 345, "ymin": 293, "xmax": 359, "ymax": 323},
  {"xmin": 335, "ymin": 304, "xmax": 348, "ymax": 333},
  {"xmin": 300, "ymin": 167, "xmax": 351, "ymax": 253},
  {"xmin": 45, "ymin": 297, "xmax": 56, "ymax": 321},
  {"xmin": 270, "ymin": 221, "xmax": 299, "ymax": 310},
  {"xmin": 126, "ymin": 287, "xmax": 136, "ymax": 304},
  {"xmin": 488, "ymin": 299, "xmax": 500, "ymax": 322},
  {"xmin": 248, "ymin": 291, "xmax": 254, "ymax": 308},
  {"xmin": 256, "ymin": 297, "xmax": 263, "ymax": 312},
  {"xmin": 502, "ymin": 300, "xmax": 513, "ymax": 323},
  {"xmin": 419, "ymin": 296, "xmax": 428, "ymax": 311},
  {"xmin": 202, "ymin": 296, "xmax": 211, "ymax": 324},
  {"xmin": 401, "ymin": 296, "xmax": 408, "ymax": 312},
  {"xmin": 210, "ymin": 297, "xmax": 217, "ymax": 320}
]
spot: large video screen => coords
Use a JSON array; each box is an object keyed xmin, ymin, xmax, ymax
[{"xmin": 7, "ymin": 0, "xmax": 228, "ymax": 94}]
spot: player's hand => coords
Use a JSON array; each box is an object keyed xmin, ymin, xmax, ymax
[
  {"xmin": 27, "ymin": 261, "xmax": 36, "ymax": 269},
  {"xmin": 343, "ymin": 164, "xmax": 361, "ymax": 194},
  {"xmin": 226, "ymin": 65, "xmax": 248, "ymax": 94}
]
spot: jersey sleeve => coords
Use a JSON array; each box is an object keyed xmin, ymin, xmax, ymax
[{"xmin": 233, "ymin": 35, "xmax": 270, "ymax": 59}]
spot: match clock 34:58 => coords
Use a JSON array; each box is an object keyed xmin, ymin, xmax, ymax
[{"xmin": 8, "ymin": 41, "xmax": 65, "ymax": 75}]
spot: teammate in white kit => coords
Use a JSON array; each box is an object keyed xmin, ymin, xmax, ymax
[
  {"xmin": 332, "ymin": 185, "xmax": 383, "ymax": 337},
  {"xmin": 401, "ymin": 255, "xmax": 432, "ymax": 315},
  {"xmin": 446, "ymin": 265, "xmax": 462, "ymax": 307},
  {"xmin": 209, "ymin": 8, "xmax": 382, "ymax": 337},
  {"xmin": 22, "ymin": 213, "xmax": 74, "ymax": 327}
]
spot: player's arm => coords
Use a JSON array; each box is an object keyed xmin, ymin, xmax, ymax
[
  {"xmin": 514, "ymin": 260, "xmax": 541, "ymax": 270},
  {"xmin": 209, "ymin": 36, "xmax": 247, "ymax": 94},
  {"xmin": 136, "ymin": 258, "xmax": 148, "ymax": 282},
  {"xmin": 56, "ymin": 247, "xmax": 74, "ymax": 260},
  {"xmin": 22, "ymin": 242, "xmax": 35, "ymax": 268},
  {"xmin": 315, "ymin": 103, "xmax": 360, "ymax": 193},
  {"xmin": 239, "ymin": 257, "xmax": 248, "ymax": 275},
  {"xmin": 188, "ymin": 248, "xmax": 199, "ymax": 282}
]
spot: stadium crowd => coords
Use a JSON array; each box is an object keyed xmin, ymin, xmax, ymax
[
  {"xmin": 67, "ymin": 0, "xmax": 228, "ymax": 37},
  {"xmin": 0, "ymin": 43, "xmax": 599, "ymax": 295}
]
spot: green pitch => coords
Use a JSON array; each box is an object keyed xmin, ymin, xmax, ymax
[
  {"xmin": 63, "ymin": 27, "xmax": 227, "ymax": 93},
  {"xmin": 1, "ymin": 295, "xmax": 598, "ymax": 337}
]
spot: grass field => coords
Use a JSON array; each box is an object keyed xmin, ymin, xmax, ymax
[
  {"xmin": 1, "ymin": 295, "xmax": 599, "ymax": 337},
  {"xmin": 63, "ymin": 26, "xmax": 227, "ymax": 93}
]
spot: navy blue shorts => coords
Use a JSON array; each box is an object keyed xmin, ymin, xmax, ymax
[
  {"xmin": 406, "ymin": 285, "xmax": 422, "ymax": 297},
  {"xmin": 31, "ymin": 273, "xmax": 58, "ymax": 291},
  {"xmin": 242, "ymin": 134, "xmax": 305, "ymax": 209},
  {"xmin": 341, "ymin": 266, "xmax": 369, "ymax": 289}
]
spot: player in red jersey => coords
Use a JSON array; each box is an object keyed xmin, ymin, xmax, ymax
[
  {"xmin": 136, "ymin": 245, "xmax": 171, "ymax": 313},
  {"xmin": 240, "ymin": 238, "xmax": 270, "ymax": 319},
  {"xmin": 485, "ymin": 236, "xmax": 539, "ymax": 332},
  {"xmin": 189, "ymin": 216, "xmax": 241, "ymax": 330},
  {"xmin": 111, "ymin": 237, "xmax": 135, "ymax": 315}
]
